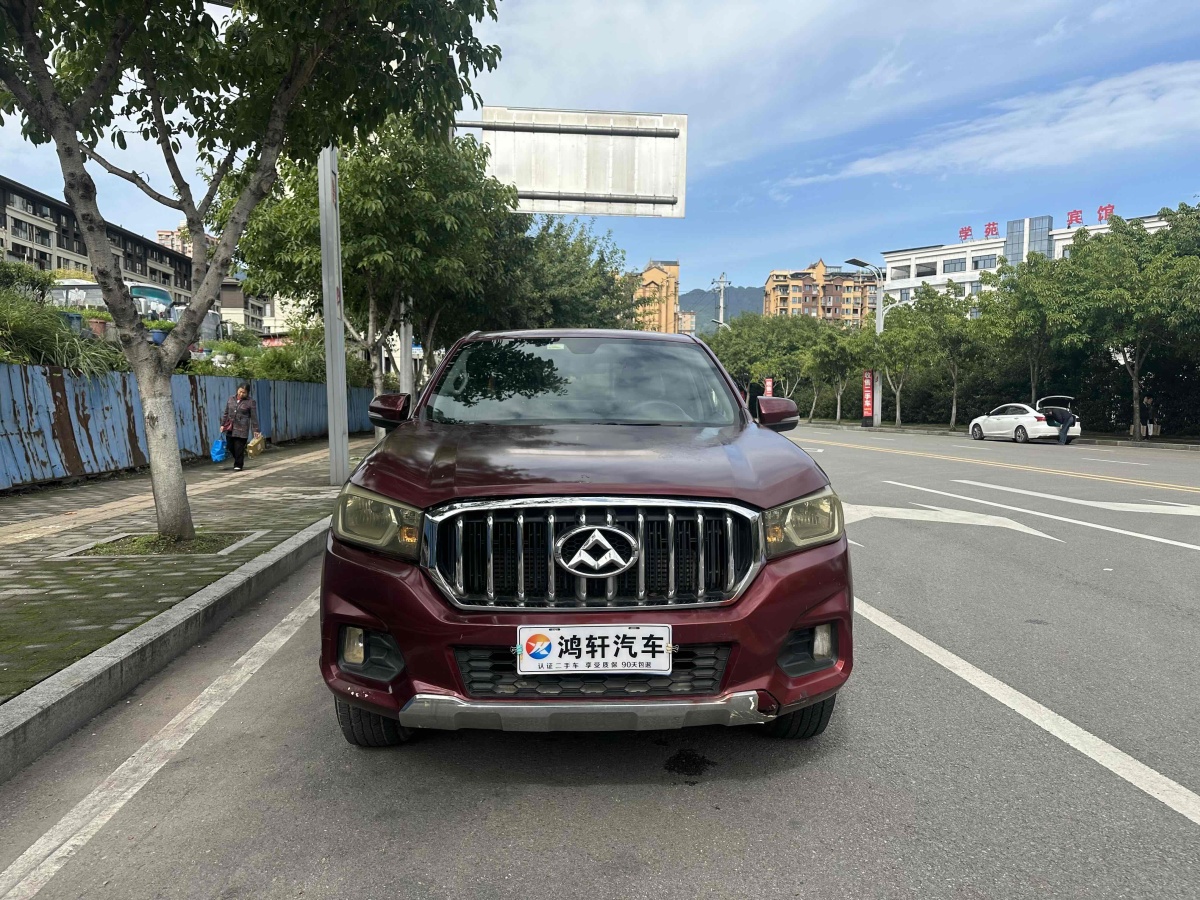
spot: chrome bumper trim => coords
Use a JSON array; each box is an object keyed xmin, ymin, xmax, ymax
[{"xmin": 397, "ymin": 690, "xmax": 771, "ymax": 732}]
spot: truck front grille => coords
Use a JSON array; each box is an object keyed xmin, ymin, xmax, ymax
[
  {"xmin": 455, "ymin": 644, "xmax": 732, "ymax": 698},
  {"xmin": 424, "ymin": 498, "xmax": 761, "ymax": 611}
]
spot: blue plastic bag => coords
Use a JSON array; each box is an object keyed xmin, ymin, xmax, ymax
[{"xmin": 210, "ymin": 436, "xmax": 227, "ymax": 463}]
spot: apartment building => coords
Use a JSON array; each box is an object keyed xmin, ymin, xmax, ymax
[
  {"xmin": 881, "ymin": 212, "xmax": 1169, "ymax": 302},
  {"xmin": 762, "ymin": 259, "xmax": 876, "ymax": 325},
  {"xmin": 156, "ymin": 221, "xmax": 218, "ymax": 258},
  {"xmin": 636, "ymin": 260, "xmax": 681, "ymax": 333},
  {"xmin": 1, "ymin": 175, "xmax": 193, "ymax": 305},
  {"xmin": 219, "ymin": 278, "xmax": 267, "ymax": 334}
]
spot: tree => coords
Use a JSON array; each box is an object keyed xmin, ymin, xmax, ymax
[
  {"xmin": 706, "ymin": 312, "xmax": 821, "ymax": 397},
  {"xmin": 806, "ymin": 323, "xmax": 859, "ymax": 423},
  {"xmin": 1060, "ymin": 208, "xmax": 1200, "ymax": 441},
  {"xmin": 979, "ymin": 252, "xmax": 1061, "ymax": 404},
  {"xmin": 237, "ymin": 117, "xmax": 516, "ymax": 398},
  {"xmin": 0, "ymin": 1, "xmax": 498, "ymax": 538},
  {"xmin": 875, "ymin": 305, "xmax": 931, "ymax": 427},
  {"xmin": 913, "ymin": 282, "xmax": 983, "ymax": 428}
]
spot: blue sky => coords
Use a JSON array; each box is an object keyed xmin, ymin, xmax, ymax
[{"xmin": 3, "ymin": 0, "xmax": 1199, "ymax": 293}]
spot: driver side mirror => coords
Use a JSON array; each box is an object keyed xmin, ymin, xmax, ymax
[
  {"xmin": 757, "ymin": 397, "xmax": 799, "ymax": 433},
  {"xmin": 368, "ymin": 393, "xmax": 411, "ymax": 431}
]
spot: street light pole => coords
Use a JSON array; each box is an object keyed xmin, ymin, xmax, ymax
[{"xmin": 845, "ymin": 258, "xmax": 888, "ymax": 428}]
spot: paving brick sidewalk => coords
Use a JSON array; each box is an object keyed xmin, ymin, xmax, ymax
[{"xmin": 0, "ymin": 436, "xmax": 376, "ymax": 703}]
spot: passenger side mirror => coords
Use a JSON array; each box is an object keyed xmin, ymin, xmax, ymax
[
  {"xmin": 368, "ymin": 393, "xmax": 411, "ymax": 431},
  {"xmin": 757, "ymin": 397, "xmax": 799, "ymax": 433}
]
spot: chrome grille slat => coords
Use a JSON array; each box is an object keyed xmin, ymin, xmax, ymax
[
  {"xmin": 667, "ymin": 510, "xmax": 676, "ymax": 600},
  {"xmin": 427, "ymin": 497, "xmax": 762, "ymax": 612},
  {"xmin": 485, "ymin": 513, "xmax": 494, "ymax": 604}
]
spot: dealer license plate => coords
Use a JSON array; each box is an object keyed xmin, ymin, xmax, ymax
[{"xmin": 517, "ymin": 624, "xmax": 673, "ymax": 675}]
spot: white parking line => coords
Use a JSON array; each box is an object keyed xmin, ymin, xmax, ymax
[
  {"xmin": 885, "ymin": 482, "xmax": 1200, "ymax": 551},
  {"xmin": 1081, "ymin": 458, "xmax": 1149, "ymax": 466},
  {"xmin": 0, "ymin": 591, "xmax": 320, "ymax": 899},
  {"xmin": 855, "ymin": 598, "xmax": 1200, "ymax": 828}
]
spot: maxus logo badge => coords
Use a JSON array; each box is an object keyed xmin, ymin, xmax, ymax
[
  {"xmin": 554, "ymin": 525, "xmax": 640, "ymax": 578},
  {"xmin": 524, "ymin": 633, "xmax": 553, "ymax": 659}
]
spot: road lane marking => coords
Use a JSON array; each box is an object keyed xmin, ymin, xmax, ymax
[
  {"xmin": 886, "ymin": 482, "xmax": 1200, "ymax": 551},
  {"xmin": 1081, "ymin": 457, "xmax": 1149, "ymax": 466},
  {"xmin": 0, "ymin": 590, "xmax": 320, "ymax": 900},
  {"xmin": 953, "ymin": 481, "xmax": 1200, "ymax": 517},
  {"xmin": 791, "ymin": 436, "xmax": 1200, "ymax": 494},
  {"xmin": 843, "ymin": 502, "xmax": 1061, "ymax": 541},
  {"xmin": 855, "ymin": 598, "xmax": 1200, "ymax": 828}
]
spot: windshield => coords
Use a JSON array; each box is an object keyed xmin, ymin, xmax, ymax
[{"xmin": 424, "ymin": 337, "xmax": 740, "ymax": 426}]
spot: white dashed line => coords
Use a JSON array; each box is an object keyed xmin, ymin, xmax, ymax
[
  {"xmin": 856, "ymin": 597, "xmax": 1200, "ymax": 828},
  {"xmin": 1081, "ymin": 458, "xmax": 1149, "ymax": 466}
]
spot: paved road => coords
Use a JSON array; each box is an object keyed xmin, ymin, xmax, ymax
[{"xmin": 1, "ymin": 429, "xmax": 1198, "ymax": 899}]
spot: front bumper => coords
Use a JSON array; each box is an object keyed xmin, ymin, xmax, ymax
[{"xmin": 320, "ymin": 533, "xmax": 853, "ymax": 732}]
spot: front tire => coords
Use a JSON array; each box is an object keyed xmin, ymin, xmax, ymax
[
  {"xmin": 1014, "ymin": 426, "xmax": 1029, "ymax": 444},
  {"xmin": 762, "ymin": 695, "xmax": 836, "ymax": 739},
  {"xmin": 971, "ymin": 424, "xmax": 983, "ymax": 440},
  {"xmin": 335, "ymin": 697, "xmax": 413, "ymax": 747}
]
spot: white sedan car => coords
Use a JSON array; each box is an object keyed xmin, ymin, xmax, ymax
[{"xmin": 969, "ymin": 397, "xmax": 1082, "ymax": 444}]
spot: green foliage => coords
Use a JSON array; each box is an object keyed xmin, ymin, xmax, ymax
[
  {"xmin": 0, "ymin": 289, "xmax": 125, "ymax": 376},
  {"xmin": 0, "ymin": 261, "xmax": 54, "ymax": 300},
  {"xmin": 226, "ymin": 325, "xmax": 262, "ymax": 348},
  {"xmin": 184, "ymin": 324, "xmax": 371, "ymax": 388}
]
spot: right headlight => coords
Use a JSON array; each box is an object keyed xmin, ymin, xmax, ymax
[
  {"xmin": 333, "ymin": 484, "xmax": 423, "ymax": 561},
  {"xmin": 763, "ymin": 486, "xmax": 843, "ymax": 559}
]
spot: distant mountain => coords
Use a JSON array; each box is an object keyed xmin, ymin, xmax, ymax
[{"xmin": 678, "ymin": 286, "xmax": 762, "ymax": 335}]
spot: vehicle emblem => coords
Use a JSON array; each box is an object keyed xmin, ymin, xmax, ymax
[{"xmin": 554, "ymin": 525, "xmax": 640, "ymax": 578}]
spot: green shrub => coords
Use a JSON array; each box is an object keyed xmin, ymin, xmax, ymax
[
  {"xmin": 0, "ymin": 288, "xmax": 124, "ymax": 376},
  {"xmin": 142, "ymin": 319, "xmax": 176, "ymax": 331}
]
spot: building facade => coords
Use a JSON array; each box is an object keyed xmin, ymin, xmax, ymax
[
  {"xmin": 762, "ymin": 259, "xmax": 876, "ymax": 325},
  {"xmin": 636, "ymin": 260, "xmax": 681, "ymax": 333},
  {"xmin": 218, "ymin": 278, "xmax": 267, "ymax": 334},
  {"xmin": 2, "ymin": 175, "xmax": 194, "ymax": 305},
  {"xmin": 881, "ymin": 213, "xmax": 1169, "ymax": 303},
  {"xmin": 156, "ymin": 221, "xmax": 218, "ymax": 259}
]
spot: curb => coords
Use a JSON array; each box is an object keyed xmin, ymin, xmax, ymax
[
  {"xmin": 0, "ymin": 516, "xmax": 331, "ymax": 786},
  {"xmin": 795, "ymin": 421, "xmax": 1200, "ymax": 452}
]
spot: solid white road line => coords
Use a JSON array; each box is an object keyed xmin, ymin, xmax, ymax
[
  {"xmin": 953, "ymin": 480, "xmax": 1200, "ymax": 517},
  {"xmin": 855, "ymin": 598, "xmax": 1200, "ymax": 828},
  {"xmin": 0, "ymin": 591, "xmax": 320, "ymax": 900},
  {"xmin": 886, "ymin": 482, "xmax": 1200, "ymax": 551},
  {"xmin": 1081, "ymin": 457, "xmax": 1149, "ymax": 466}
]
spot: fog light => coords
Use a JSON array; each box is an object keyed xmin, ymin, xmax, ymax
[
  {"xmin": 341, "ymin": 626, "xmax": 365, "ymax": 665},
  {"xmin": 813, "ymin": 624, "xmax": 834, "ymax": 661}
]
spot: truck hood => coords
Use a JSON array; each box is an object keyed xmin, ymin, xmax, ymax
[{"xmin": 353, "ymin": 421, "xmax": 827, "ymax": 511}]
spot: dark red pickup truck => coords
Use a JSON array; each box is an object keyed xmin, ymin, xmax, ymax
[{"xmin": 320, "ymin": 330, "xmax": 852, "ymax": 745}]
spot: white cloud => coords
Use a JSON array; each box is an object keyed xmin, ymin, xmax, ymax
[
  {"xmin": 1033, "ymin": 16, "xmax": 1071, "ymax": 45},
  {"xmin": 849, "ymin": 48, "xmax": 913, "ymax": 93},
  {"xmin": 777, "ymin": 61, "xmax": 1200, "ymax": 188}
]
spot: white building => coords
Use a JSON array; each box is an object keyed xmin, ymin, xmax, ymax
[{"xmin": 881, "ymin": 212, "xmax": 1169, "ymax": 303}]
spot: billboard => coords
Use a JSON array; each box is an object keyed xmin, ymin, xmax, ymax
[{"xmin": 459, "ymin": 106, "xmax": 687, "ymax": 218}]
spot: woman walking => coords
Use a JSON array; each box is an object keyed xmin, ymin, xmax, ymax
[{"xmin": 221, "ymin": 383, "xmax": 260, "ymax": 472}]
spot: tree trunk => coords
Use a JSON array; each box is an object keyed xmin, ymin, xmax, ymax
[
  {"xmin": 1029, "ymin": 355, "xmax": 1039, "ymax": 405},
  {"xmin": 1128, "ymin": 358, "xmax": 1142, "ymax": 442},
  {"xmin": 835, "ymin": 383, "xmax": 843, "ymax": 423},
  {"xmin": 134, "ymin": 364, "xmax": 196, "ymax": 540},
  {"xmin": 808, "ymin": 382, "xmax": 819, "ymax": 423},
  {"xmin": 950, "ymin": 374, "xmax": 958, "ymax": 429},
  {"xmin": 895, "ymin": 386, "xmax": 903, "ymax": 427}
]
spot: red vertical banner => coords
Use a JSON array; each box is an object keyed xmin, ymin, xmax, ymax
[
  {"xmin": 764, "ymin": 377, "xmax": 774, "ymax": 397},
  {"xmin": 862, "ymin": 370, "xmax": 874, "ymax": 424}
]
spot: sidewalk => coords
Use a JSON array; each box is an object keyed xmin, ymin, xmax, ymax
[{"xmin": 0, "ymin": 436, "xmax": 376, "ymax": 704}]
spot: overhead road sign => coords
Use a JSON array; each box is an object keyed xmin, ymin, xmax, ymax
[{"xmin": 457, "ymin": 106, "xmax": 687, "ymax": 218}]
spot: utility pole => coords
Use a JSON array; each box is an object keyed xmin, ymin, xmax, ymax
[
  {"xmin": 712, "ymin": 272, "xmax": 730, "ymax": 326},
  {"xmin": 318, "ymin": 146, "xmax": 350, "ymax": 486}
]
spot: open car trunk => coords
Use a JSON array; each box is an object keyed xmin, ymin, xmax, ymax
[{"xmin": 1036, "ymin": 396, "xmax": 1075, "ymax": 427}]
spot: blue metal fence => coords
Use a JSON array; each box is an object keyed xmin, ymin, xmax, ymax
[{"xmin": 0, "ymin": 364, "xmax": 373, "ymax": 490}]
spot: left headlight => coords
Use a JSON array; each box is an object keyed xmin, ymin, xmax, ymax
[
  {"xmin": 763, "ymin": 486, "xmax": 843, "ymax": 559},
  {"xmin": 333, "ymin": 484, "xmax": 423, "ymax": 561}
]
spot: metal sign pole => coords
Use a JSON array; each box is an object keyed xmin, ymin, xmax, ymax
[{"xmin": 318, "ymin": 146, "xmax": 350, "ymax": 486}]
